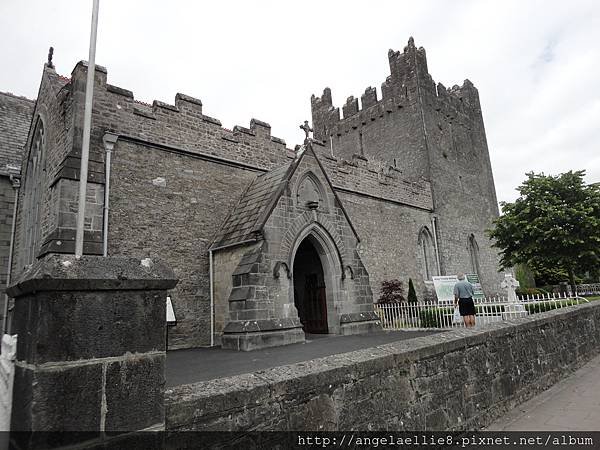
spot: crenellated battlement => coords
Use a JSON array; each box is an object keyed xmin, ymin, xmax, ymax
[
  {"xmin": 52, "ymin": 59, "xmax": 435, "ymax": 210},
  {"xmin": 311, "ymin": 37, "xmax": 483, "ymax": 142},
  {"xmin": 62, "ymin": 61, "xmax": 292, "ymax": 172}
]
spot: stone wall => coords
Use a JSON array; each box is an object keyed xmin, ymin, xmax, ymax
[
  {"xmin": 10, "ymin": 65, "xmax": 81, "ymax": 275},
  {"xmin": 108, "ymin": 139, "xmax": 261, "ymax": 349},
  {"xmin": 166, "ymin": 301, "xmax": 600, "ymax": 431},
  {"xmin": 339, "ymin": 190, "xmax": 434, "ymax": 300},
  {"xmin": 421, "ymin": 80, "xmax": 502, "ymax": 292},
  {"xmin": 0, "ymin": 178, "xmax": 16, "ymax": 292},
  {"xmin": 0, "ymin": 91, "xmax": 34, "ymax": 298}
]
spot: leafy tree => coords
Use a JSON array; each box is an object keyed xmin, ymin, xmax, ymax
[
  {"xmin": 489, "ymin": 171, "xmax": 600, "ymax": 290},
  {"xmin": 407, "ymin": 278, "xmax": 418, "ymax": 303},
  {"xmin": 514, "ymin": 263, "xmax": 536, "ymax": 288},
  {"xmin": 378, "ymin": 279, "xmax": 406, "ymax": 303}
]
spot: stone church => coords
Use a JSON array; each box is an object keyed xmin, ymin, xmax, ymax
[{"xmin": 0, "ymin": 38, "xmax": 503, "ymax": 350}]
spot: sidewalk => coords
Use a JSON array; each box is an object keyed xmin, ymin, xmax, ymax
[{"xmin": 487, "ymin": 354, "xmax": 600, "ymax": 431}]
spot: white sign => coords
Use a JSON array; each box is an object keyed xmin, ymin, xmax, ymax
[
  {"xmin": 432, "ymin": 275, "xmax": 459, "ymax": 304},
  {"xmin": 0, "ymin": 334, "xmax": 17, "ymax": 433},
  {"xmin": 166, "ymin": 296, "xmax": 176, "ymax": 324}
]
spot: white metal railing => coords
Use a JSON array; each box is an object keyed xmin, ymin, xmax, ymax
[
  {"xmin": 541, "ymin": 284, "xmax": 600, "ymax": 297},
  {"xmin": 374, "ymin": 292, "xmax": 589, "ymax": 330}
]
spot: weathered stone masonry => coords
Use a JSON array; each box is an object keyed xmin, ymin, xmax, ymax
[
  {"xmin": 312, "ymin": 37, "xmax": 503, "ymax": 295},
  {"xmin": 214, "ymin": 145, "xmax": 381, "ymax": 350},
  {"xmin": 6, "ymin": 37, "xmax": 503, "ymax": 350},
  {"xmin": 0, "ymin": 92, "xmax": 34, "ymax": 316},
  {"xmin": 8, "ymin": 255, "xmax": 177, "ymax": 447}
]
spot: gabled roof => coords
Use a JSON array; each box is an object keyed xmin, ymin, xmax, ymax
[
  {"xmin": 211, "ymin": 162, "xmax": 293, "ymax": 250},
  {"xmin": 211, "ymin": 142, "xmax": 360, "ymax": 251},
  {"xmin": 0, "ymin": 91, "xmax": 35, "ymax": 173}
]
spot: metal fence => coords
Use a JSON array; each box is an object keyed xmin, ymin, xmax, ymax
[{"xmin": 375, "ymin": 292, "xmax": 589, "ymax": 330}]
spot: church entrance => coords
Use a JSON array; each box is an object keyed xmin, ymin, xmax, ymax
[{"xmin": 293, "ymin": 238, "xmax": 328, "ymax": 334}]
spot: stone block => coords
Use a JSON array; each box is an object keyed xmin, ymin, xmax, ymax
[
  {"xmin": 221, "ymin": 328, "xmax": 305, "ymax": 351},
  {"xmin": 105, "ymin": 355, "xmax": 165, "ymax": 432},
  {"xmin": 339, "ymin": 320, "xmax": 381, "ymax": 336},
  {"xmin": 12, "ymin": 364, "xmax": 102, "ymax": 433},
  {"xmin": 12, "ymin": 289, "xmax": 166, "ymax": 363}
]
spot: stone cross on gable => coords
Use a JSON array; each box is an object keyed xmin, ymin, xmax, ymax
[
  {"xmin": 47, "ymin": 47, "xmax": 55, "ymax": 69},
  {"xmin": 501, "ymin": 273, "xmax": 520, "ymax": 302},
  {"xmin": 299, "ymin": 120, "xmax": 313, "ymax": 142}
]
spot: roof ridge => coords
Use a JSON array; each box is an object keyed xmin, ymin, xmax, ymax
[{"xmin": 0, "ymin": 91, "xmax": 36, "ymax": 103}]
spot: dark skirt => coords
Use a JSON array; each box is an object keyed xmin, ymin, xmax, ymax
[{"xmin": 458, "ymin": 297, "xmax": 476, "ymax": 316}]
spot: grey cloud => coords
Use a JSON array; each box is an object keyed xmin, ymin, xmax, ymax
[{"xmin": 1, "ymin": 0, "xmax": 598, "ymax": 204}]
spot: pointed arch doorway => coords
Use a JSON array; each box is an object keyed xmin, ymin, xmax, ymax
[{"xmin": 293, "ymin": 237, "xmax": 329, "ymax": 334}]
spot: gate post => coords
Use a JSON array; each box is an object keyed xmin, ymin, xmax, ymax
[{"xmin": 7, "ymin": 255, "xmax": 177, "ymax": 448}]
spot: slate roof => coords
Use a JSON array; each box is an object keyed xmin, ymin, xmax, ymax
[
  {"xmin": 211, "ymin": 162, "xmax": 293, "ymax": 249},
  {"xmin": 0, "ymin": 91, "xmax": 35, "ymax": 174}
]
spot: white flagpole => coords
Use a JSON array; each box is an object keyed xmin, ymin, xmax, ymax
[{"xmin": 75, "ymin": 0, "xmax": 100, "ymax": 258}]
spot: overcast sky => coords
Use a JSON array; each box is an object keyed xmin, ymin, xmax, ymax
[{"xmin": 1, "ymin": 0, "xmax": 598, "ymax": 204}]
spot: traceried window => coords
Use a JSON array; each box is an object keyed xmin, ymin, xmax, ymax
[
  {"xmin": 468, "ymin": 234, "xmax": 481, "ymax": 277},
  {"xmin": 418, "ymin": 227, "xmax": 438, "ymax": 280},
  {"xmin": 22, "ymin": 119, "xmax": 46, "ymax": 265}
]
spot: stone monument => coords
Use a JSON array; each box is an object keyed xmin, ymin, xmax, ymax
[{"xmin": 501, "ymin": 273, "xmax": 528, "ymax": 319}]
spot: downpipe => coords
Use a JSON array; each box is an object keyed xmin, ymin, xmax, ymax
[{"xmin": 102, "ymin": 133, "xmax": 118, "ymax": 256}]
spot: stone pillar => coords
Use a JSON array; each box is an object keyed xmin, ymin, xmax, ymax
[{"xmin": 7, "ymin": 255, "xmax": 177, "ymax": 448}]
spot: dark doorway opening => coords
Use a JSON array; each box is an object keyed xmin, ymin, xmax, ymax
[{"xmin": 293, "ymin": 238, "xmax": 328, "ymax": 334}]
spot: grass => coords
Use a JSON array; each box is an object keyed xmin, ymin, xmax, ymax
[{"xmin": 583, "ymin": 295, "xmax": 600, "ymax": 302}]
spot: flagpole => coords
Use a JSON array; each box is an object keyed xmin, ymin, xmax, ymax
[{"xmin": 75, "ymin": 0, "xmax": 100, "ymax": 258}]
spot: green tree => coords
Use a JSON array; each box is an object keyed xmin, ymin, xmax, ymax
[
  {"xmin": 514, "ymin": 263, "xmax": 536, "ymax": 289},
  {"xmin": 489, "ymin": 171, "xmax": 600, "ymax": 290},
  {"xmin": 407, "ymin": 278, "xmax": 418, "ymax": 303}
]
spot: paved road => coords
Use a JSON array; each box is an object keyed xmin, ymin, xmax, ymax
[
  {"xmin": 487, "ymin": 354, "xmax": 600, "ymax": 431},
  {"xmin": 166, "ymin": 330, "xmax": 440, "ymax": 387}
]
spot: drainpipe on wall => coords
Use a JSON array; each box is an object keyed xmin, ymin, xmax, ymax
[
  {"xmin": 2, "ymin": 174, "xmax": 20, "ymax": 334},
  {"xmin": 431, "ymin": 216, "xmax": 442, "ymax": 276},
  {"xmin": 209, "ymin": 249, "xmax": 214, "ymax": 347},
  {"xmin": 102, "ymin": 133, "xmax": 118, "ymax": 257}
]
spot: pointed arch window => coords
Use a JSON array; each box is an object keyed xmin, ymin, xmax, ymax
[
  {"xmin": 418, "ymin": 227, "xmax": 438, "ymax": 280},
  {"xmin": 22, "ymin": 118, "xmax": 46, "ymax": 265},
  {"xmin": 468, "ymin": 234, "xmax": 481, "ymax": 277},
  {"xmin": 296, "ymin": 171, "xmax": 327, "ymax": 211}
]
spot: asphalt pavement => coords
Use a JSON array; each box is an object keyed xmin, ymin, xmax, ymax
[{"xmin": 166, "ymin": 330, "xmax": 440, "ymax": 387}]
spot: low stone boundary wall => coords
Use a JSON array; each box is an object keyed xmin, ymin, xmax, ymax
[{"xmin": 166, "ymin": 302, "xmax": 600, "ymax": 431}]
